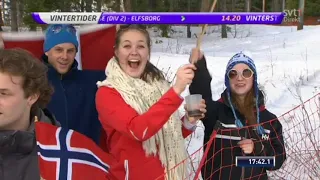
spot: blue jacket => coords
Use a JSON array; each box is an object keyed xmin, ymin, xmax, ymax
[{"xmin": 42, "ymin": 55, "xmax": 106, "ymax": 145}]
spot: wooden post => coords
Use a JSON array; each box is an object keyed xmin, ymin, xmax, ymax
[{"xmin": 196, "ymin": 0, "xmax": 218, "ymax": 49}]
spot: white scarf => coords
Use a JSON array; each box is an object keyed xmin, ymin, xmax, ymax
[{"xmin": 97, "ymin": 57, "xmax": 188, "ymax": 179}]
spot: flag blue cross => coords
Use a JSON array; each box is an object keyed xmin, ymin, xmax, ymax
[{"xmin": 37, "ymin": 127, "xmax": 109, "ymax": 179}]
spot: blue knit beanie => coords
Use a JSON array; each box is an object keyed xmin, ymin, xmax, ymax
[
  {"xmin": 44, "ymin": 24, "xmax": 79, "ymax": 52},
  {"xmin": 225, "ymin": 52, "xmax": 265, "ymax": 135}
]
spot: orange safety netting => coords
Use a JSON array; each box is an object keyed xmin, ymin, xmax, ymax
[{"xmin": 156, "ymin": 93, "xmax": 320, "ymax": 180}]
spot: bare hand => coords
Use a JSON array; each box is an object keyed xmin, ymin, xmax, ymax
[
  {"xmin": 173, "ymin": 64, "xmax": 197, "ymax": 94},
  {"xmin": 238, "ymin": 139, "xmax": 254, "ymax": 154},
  {"xmin": 189, "ymin": 48, "xmax": 204, "ymax": 64},
  {"xmin": 184, "ymin": 99, "xmax": 206, "ymax": 124}
]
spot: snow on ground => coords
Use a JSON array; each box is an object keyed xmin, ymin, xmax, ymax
[{"xmin": 148, "ymin": 25, "xmax": 320, "ymax": 179}]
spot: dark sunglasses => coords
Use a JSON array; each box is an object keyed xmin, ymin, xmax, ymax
[
  {"xmin": 118, "ymin": 24, "xmax": 147, "ymax": 31},
  {"xmin": 228, "ymin": 68, "xmax": 254, "ymax": 79},
  {"xmin": 49, "ymin": 24, "xmax": 77, "ymax": 35}
]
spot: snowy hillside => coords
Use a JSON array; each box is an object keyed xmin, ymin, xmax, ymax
[{"xmin": 148, "ymin": 25, "xmax": 320, "ymax": 179}]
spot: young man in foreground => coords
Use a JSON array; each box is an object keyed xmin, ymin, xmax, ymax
[{"xmin": 0, "ymin": 48, "xmax": 59, "ymax": 180}]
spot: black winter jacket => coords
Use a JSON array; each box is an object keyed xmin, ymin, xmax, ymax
[
  {"xmin": 189, "ymin": 57, "xmax": 286, "ymax": 180},
  {"xmin": 0, "ymin": 108, "xmax": 59, "ymax": 180}
]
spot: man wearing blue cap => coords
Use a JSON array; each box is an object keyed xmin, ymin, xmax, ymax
[{"xmin": 42, "ymin": 24, "xmax": 105, "ymax": 145}]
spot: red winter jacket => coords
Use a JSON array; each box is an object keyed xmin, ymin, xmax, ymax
[{"xmin": 96, "ymin": 87, "xmax": 194, "ymax": 180}]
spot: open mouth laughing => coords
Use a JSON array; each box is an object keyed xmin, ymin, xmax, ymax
[{"xmin": 128, "ymin": 59, "xmax": 141, "ymax": 68}]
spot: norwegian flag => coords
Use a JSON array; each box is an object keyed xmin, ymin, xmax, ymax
[
  {"xmin": 35, "ymin": 121, "xmax": 119, "ymax": 180},
  {"xmin": 1, "ymin": 24, "xmax": 116, "ymax": 71}
]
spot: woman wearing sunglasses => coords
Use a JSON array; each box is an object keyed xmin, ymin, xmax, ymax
[{"xmin": 189, "ymin": 48, "xmax": 286, "ymax": 180}]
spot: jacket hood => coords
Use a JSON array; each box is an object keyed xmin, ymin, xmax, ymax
[
  {"xmin": 28, "ymin": 108, "xmax": 60, "ymax": 131},
  {"xmin": 0, "ymin": 108, "xmax": 59, "ymax": 155}
]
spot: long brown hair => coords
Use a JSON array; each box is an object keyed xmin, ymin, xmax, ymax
[
  {"xmin": 114, "ymin": 25, "xmax": 165, "ymax": 83},
  {"xmin": 231, "ymin": 88, "xmax": 256, "ymax": 125}
]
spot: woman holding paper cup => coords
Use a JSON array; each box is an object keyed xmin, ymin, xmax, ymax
[
  {"xmin": 95, "ymin": 25, "xmax": 206, "ymax": 180},
  {"xmin": 189, "ymin": 48, "xmax": 286, "ymax": 180}
]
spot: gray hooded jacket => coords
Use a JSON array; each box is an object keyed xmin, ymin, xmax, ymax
[{"xmin": 0, "ymin": 108, "xmax": 59, "ymax": 180}]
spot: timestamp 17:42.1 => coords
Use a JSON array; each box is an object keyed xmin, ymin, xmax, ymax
[{"xmin": 236, "ymin": 156, "xmax": 275, "ymax": 167}]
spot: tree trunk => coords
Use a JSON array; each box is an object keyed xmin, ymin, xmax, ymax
[
  {"xmin": 200, "ymin": 0, "xmax": 209, "ymax": 12},
  {"xmin": 262, "ymin": 0, "xmax": 265, "ymax": 12},
  {"xmin": 275, "ymin": 0, "xmax": 281, "ymax": 11},
  {"xmin": 271, "ymin": 0, "xmax": 281, "ymax": 12},
  {"xmin": 0, "ymin": 4, "xmax": 4, "ymax": 29},
  {"xmin": 187, "ymin": 0, "xmax": 191, "ymax": 38},
  {"xmin": 60, "ymin": 1, "xmax": 72, "ymax": 11},
  {"xmin": 96, "ymin": 0, "xmax": 102, "ymax": 11},
  {"xmin": 297, "ymin": 0, "xmax": 304, "ymax": 30},
  {"xmin": 231, "ymin": 0, "xmax": 236, "ymax": 11},
  {"xmin": 281, "ymin": 0, "xmax": 285, "ymax": 11},
  {"xmin": 221, "ymin": 0, "xmax": 227, "ymax": 38},
  {"xmin": 169, "ymin": 0, "xmax": 174, "ymax": 11},
  {"xmin": 85, "ymin": 0, "xmax": 93, "ymax": 12},
  {"xmin": 80, "ymin": 0, "xmax": 85, "ymax": 12},
  {"xmin": 245, "ymin": 0, "xmax": 251, "ymax": 12},
  {"xmin": 10, "ymin": 0, "xmax": 18, "ymax": 31},
  {"xmin": 17, "ymin": 0, "xmax": 24, "ymax": 26},
  {"xmin": 124, "ymin": 0, "xmax": 131, "ymax": 11},
  {"xmin": 120, "ymin": 0, "xmax": 125, "ymax": 11},
  {"xmin": 148, "ymin": 0, "xmax": 153, "ymax": 11},
  {"xmin": 114, "ymin": 0, "xmax": 121, "ymax": 12}
]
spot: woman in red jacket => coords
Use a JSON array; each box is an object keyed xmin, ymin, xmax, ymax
[{"xmin": 95, "ymin": 25, "xmax": 206, "ymax": 180}]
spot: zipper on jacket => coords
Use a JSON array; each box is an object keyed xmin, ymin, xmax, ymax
[{"xmin": 59, "ymin": 78, "xmax": 69, "ymax": 127}]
